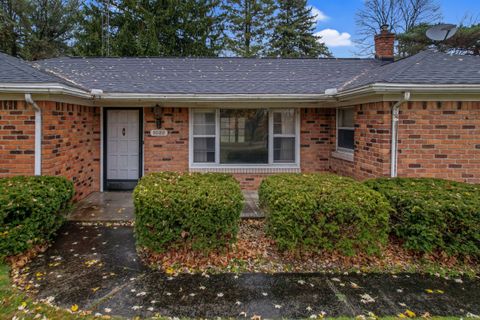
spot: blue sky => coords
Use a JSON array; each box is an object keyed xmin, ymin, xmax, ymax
[{"xmin": 309, "ymin": 0, "xmax": 480, "ymax": 57}]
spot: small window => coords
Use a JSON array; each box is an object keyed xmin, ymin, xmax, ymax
[
  {"xmin": 192, "ymin": 111, "xmax": 216, "ymax": 162},
  {"xmin": 337, "ymin": 108, "xmax": 355, "ymax": 152},
  {"xmin": 273, "ymin": 110, "xmax": 296, "ymax": 163}
]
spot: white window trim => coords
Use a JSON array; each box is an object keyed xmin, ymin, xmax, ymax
[
  {"xmin": 335, "ymin": 107, "xmax": 355, "ymax": 159},
  {"xmin": 189, "ymin": 108, "xmax": 300, "ymax": 170}
]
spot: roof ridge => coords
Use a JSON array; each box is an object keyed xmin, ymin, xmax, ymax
[{"xmin": 37, "ymin": 55, "xmax": 377, "ymax": 62}]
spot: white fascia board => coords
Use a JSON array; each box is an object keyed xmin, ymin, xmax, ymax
[
  {"xmin": 97, "ymin": 92, "xmax": 336, "ymax": 103},
  {"xmin": 2, "ymin": 82, "xmax": 480, "ymax": 104},
  {"xmin": 0, "ymin": 83, "xmax": 91, "ymax": 99},
  {"xmin": 337, "ymin": 83, "xmax": 480, "ymax": 100}
]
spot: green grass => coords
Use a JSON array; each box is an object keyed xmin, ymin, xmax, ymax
[{"xmin": 0, "ymin": 263, "xmax": 468, "ymax": 320}]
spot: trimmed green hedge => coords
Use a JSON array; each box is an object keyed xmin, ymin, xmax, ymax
[
  {"xmin": 133, "ymin": 172, "xmax": 244, "ymax": 252},
  {"xmin": 259, "ymin": 173, "xmax": 391, "ymax": 255},
  {"xmin": 0, "ymin": 176, "xmax": 74, "ymax": 259},
  {"xmin": 365, "ymin": 178, "xmax": 480, "ymax": 257}
]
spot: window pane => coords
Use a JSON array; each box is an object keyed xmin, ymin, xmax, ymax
[
  {"xmin": 274, "ymin": 137, "xmax": 295, "ymax": 163},
  {"xmin": 339, "ymin": 108, "xmax": 354, "ymax": 128},
  {"xmin": 193, "ymin": 137, "xmax": 215, "ymax": 162},
  {"xmin": 338, "ymin": 129, "xmax": 354, "ymax": 150},
  {"xmin": 220, "ymin": 109, "xmax": 268, "ymax": 164},
  {"xmin": 193, "ymin": 112, "xmax": 215, "ymax": 135},
  {"xmin": 273, "ymin": 110, "xmax": 295, "ymax": 135}
]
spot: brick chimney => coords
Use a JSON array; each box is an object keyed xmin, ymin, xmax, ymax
[{"xmin": 374, "ymin": 24, "xmax": 395, "ymax": 61}]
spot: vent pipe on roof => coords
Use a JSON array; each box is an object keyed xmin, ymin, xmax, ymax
[
  {"xmin": 91, "ymin": 89, "xmax": 103, "ymax": 98},
  {"xmin": 391, "ymin": 91, "xmax": 410, "ymax": 178},
  {"xmin": 24, "ymin": 93, "xmax": 42, "ymax": 176}
]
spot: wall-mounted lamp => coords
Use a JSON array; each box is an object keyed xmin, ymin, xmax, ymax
[{"xmin": 153, "ymin": 105, "xmax": 162, "ymax": 129}]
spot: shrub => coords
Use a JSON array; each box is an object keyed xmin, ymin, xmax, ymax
[
  {"xmin": 365, "ymin": 178, "xmax": 480, "ymax": 257},
  {"xmin": 259, "ymin": 173, "xmax": 391, "ymax": 256},
  {"xmin": 133, "ymin": 172, "xmax": 244, "ymax": 252},
  {"xmin": 0, "ymin": 176, "xmax": 74, "ymax": 259}
]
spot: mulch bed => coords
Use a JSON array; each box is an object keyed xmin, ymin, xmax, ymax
[{"xmin": 139, "ymin": 219, "xmax": 479, "ymax": 276}]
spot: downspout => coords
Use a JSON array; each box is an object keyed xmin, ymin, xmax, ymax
[
  {"xmin": 24, "ymin": 94, "xmax": 42, "ymax": 176},
  {"xmin": 391, "ymin": 91, "xmax": 410, "ymax": 178}
]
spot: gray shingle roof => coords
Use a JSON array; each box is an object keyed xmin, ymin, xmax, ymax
[
  {"xmin": 343, "ymin": 50, "xmax": 480, "ymax": 90},
  {"xmin": 2, "ymin": 50, "xmax": 479, "ymax": 95},
  {"xmin": 0, "ymin": 52, "xmax": 80, "ymax": 86},
  {"xmin": 33, "ymin": 57, "xmax": 385, "ymax": 94}
]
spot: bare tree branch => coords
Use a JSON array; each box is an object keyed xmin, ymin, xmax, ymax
[{"xmin": 355, "ymin": 0, "xmax": 442, "ymax": 55}]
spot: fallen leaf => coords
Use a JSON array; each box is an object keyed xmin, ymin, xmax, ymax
[
  {"xmin": 360, "ymin": 293, "xmax": 376, "ymax": 304},
  {"xmin": 71, "ymin": 304, "xmax": 79, "ymax": 312},
  {"xmin": 405, "ymin": 309, "xmax": 416, "ymax": 318}
]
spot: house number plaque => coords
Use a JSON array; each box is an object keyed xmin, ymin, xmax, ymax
[{"xmin": 150, "ymin": 129, "xmax": 168, "ymax": 137}]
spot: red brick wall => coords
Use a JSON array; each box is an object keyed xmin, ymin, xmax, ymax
[
  {"xmin": 0, "ymin": 101, "xmax": 35, "ymax": 176},
  {"xmin": 231, "ymin": 173, "xmax": 270, "ymax": 190},
  {"xmin": 41, "ymin": 102, "xmax": 101, "ymax": 200},
  {"xmin": 0, "ymin": 100, "xmax": 100, "ymax": 200},
  {"xmin": 300, "ymin": 108, "xmax": 333, "ymax": 172},
  {"xmin": 353, "ymin": 102, "xmax": 392, "ymax": 179},
  {"xmin": 144, "ymin": 107, "xmax": 189, "ymax": 173},
  {"xmin": 397, "ymin": 101, "xmax": 480, "ymax": 183}
]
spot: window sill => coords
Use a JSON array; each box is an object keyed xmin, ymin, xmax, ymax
[
  {"xmin": 332, "ymin": 151, "xmax": 354, "ymax": 162},
  {"xmin": 189, "ymin": 165, "xmax": 301, "ymax": 174}
]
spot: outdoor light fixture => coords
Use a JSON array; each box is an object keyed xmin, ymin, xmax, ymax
[{"xmin": 153, "ymin": 105, "xmax": 162, "ymax": 129}]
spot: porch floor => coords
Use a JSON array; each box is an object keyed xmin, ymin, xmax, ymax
[{"xmin": 68, "ymin": 190, "xmax": 264, "ymax": 222}]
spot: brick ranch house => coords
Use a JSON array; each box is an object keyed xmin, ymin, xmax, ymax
[{"xmin": 1, "ymin": 29, "xmax": 479, "ymax": 201}]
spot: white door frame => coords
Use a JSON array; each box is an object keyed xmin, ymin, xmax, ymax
[{"xmin": 102, "ymin": 107, "xmax": 143, "ymax": 190}]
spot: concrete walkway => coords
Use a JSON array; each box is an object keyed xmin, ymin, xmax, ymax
[
  {"xmin": 68, "ymin": 192, "xmax": 134, "ymax": 221},
  {"xmin": 22, "ymin": 223, "xmax": 480, "ymax": 319},
  {"xmin": 69, "ymin": 191, "xmax": 264, "ymax": 221}
]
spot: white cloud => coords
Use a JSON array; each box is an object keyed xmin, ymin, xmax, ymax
[
  {"xmin": 316, "ymin": 29, "xmax": 353, "ymax": 47},
  {"xmin": 308, "ymin": 6, "xmax": 329, "ymax": 23}
]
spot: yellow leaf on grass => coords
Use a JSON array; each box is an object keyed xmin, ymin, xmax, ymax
[
  {"xmin": 397, "ymin": 314, "xmax": 407, "ymax": 319},
  {"xmin": 435, "ymin": 289, "xmax": 444, "ymax": 294},
  {"xmin": 71, "ymin": 304, "xmax": 79, "ymax": 312},
  {"xmin": 405, "ymin": 309, "xmax": 416, "ymax": 318},
  {"xmin": 165, "ymin": 267, "xmax": 175, "ymax": 275},
  {"xmin": 425, "ymin": 289, "xmax": 433, "ymax": 293},
  {"xmin": 92, "ymin": 287, "xmax": 100, "ymax": 293}
]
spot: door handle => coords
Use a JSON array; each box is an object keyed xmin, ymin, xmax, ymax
[{"xmin": 122, "ymin": 128, "xmax": 126, "ymax": 136}]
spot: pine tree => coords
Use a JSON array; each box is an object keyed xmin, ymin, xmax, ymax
[
  {"xmin": 173, "ymin": 0, "xmax": 225, "ymax": 56},
  {"xmin": 1, "ymin": 0, "xmax": 80, "ymax": 60},
  {"xmin": 0, "ymin": 0, "xmax": 31, "ymax": 57},
  {"xmin": 113, "ymin": 0, "xmax": 224, "ymax": 57},
  {"xmin": 222, "ymin": 0, "xmax": 276, "ymax": 57},
  {"xmin": 397, "ymin": 23, "xmax": 480, "ymax": 57},
  {"xmin": 23, "ymin": 0, "xmax": 80, "ymax": 60},
  {"xmin": 269, "ymin": 0, "xmax": 330, "ymax": 58},
  {"xmin": 72, "ymin": 1, "xmax": 104, "ymax": 56}
]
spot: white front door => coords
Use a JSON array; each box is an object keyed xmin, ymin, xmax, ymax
[{"xmin": 106, "ymin": 109, "xmax": 141, "ymax": 188}]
